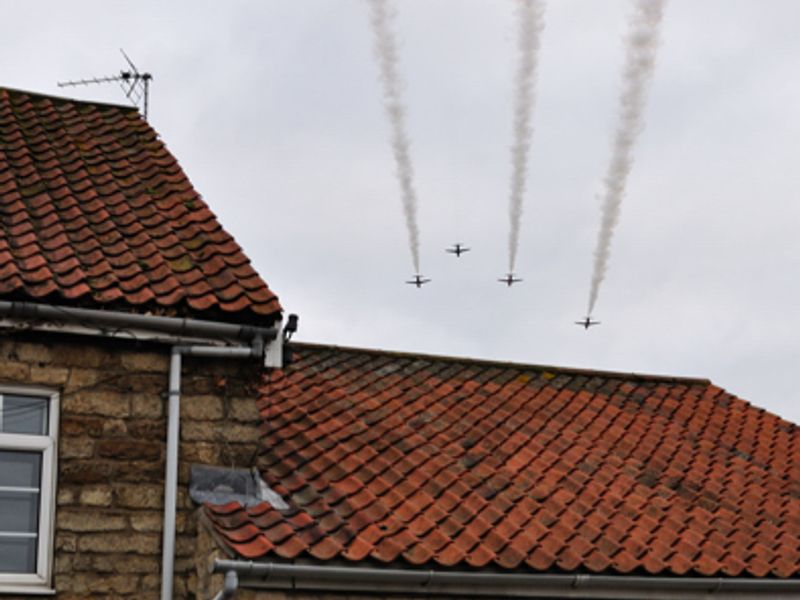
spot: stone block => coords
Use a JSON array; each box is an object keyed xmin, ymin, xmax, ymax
[
  {"xmin": 66, "ymin": 367, "xmax": 103, "ymax": 388},
  {"xmin": 62, "ymin": 390, "xmax": 130, "ymax": 417},
  {"xmin": 54, "ymin": 554, "xmax": 73, "ymax": 575},
  {"xmin": 54, "ymin": 344, "xmax": 114, "ymax": 369},
  {"xmin": 15, "ymin": 341, "xmax": 53, "ymax": 363},
  {"xmin": 78, "ymin": 532, "xmax": 160, "ymax": 554},
  {"xmin": 60, "ymin": 415, "xmax": 105, "ymax": 437},
  {"xmin": 60, "ymin": 436, "xmax": 94, "ymax": 459},
  {"xmin": 0, "ymin": 360, "xmax": 30, "ymax": 380},
  {"xmin": 30, "ymin": 364, "xmax": 70, "ymax": 385},
  {"xmin": 181, "ymin": 420, "xmax": 218, "ymax": 441},
  {"xmin": 65, "ymin": 572, "xmax": 141, "ymax": 594},
  {"xmin": 128, "ymin": 418, "xmax": 164, "ymax": 438},
  {"xmin": 102, "ymin": 418, "xmax": 128, "ymax": 436},
  {"xmin": 221, "ymin": 423, "xmax": 261, "ymax": 443},
  {"xmin": 79, "ymin": 485, "xmax": 113, "ymax": 507},
  {"xmin": 115, "ymin": 483, "xmax": 163, "ymax": 508},
  {"xmin": 182, "ymin": 395, "xmax": 224, "ymax": 420},
  {"xmin": 57, "ymin": 487, "xmax": 76, "ymax": 506},
  {"xmin": 60, "ymin": 460, "xmax": 115, "ymax": 484},
  {"xmin": 229, "ymin": 397, "xmax": 260, "ymax": 422},
  {"xmin": 121, "ymin": 351, "xmax": 169, "ymax": 373},
  {"xmin": 56, "ymin": 532, "xmax": 77, "ymax": 553},
  {"xmin": 130, "ymin": 511, "xmax": 163, "ymax": 532},
  {"xmin": 58, "ymin": 509, "xmax": 127, "ymax": 532},
  {"xmin": 131, "ymin": 392, "xmax": 164, "ymax": 417},
  {"xmin": 93, "ymin": 554, "xmax": 161, "ymax": 574},
  {"xmin": 180, "ymin": 441, "xmax": 219, "ymax": 464},
  {"xmin": 97, "ymin": 438, "xmax": 161, "ymax": 461},
  {"xmin": 116, "ymin": 460, "xmax": 165, "ymax": 483}
]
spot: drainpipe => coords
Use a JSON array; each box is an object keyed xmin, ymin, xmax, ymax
[
  {"xmin": 211, "ymin": 570, "xmax": 238, "ymax": 600},
  {"xmin": 161, "ymin": 342, "xmax": 265, "ymax": 600}
]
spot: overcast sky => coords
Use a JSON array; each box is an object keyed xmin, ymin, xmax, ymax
[{"xmin": 3, "ymin": 1, "xmax": 800, "ymax": 422}]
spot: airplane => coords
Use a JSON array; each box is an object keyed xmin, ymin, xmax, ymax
[
  {"xmin": 574, "ymin": 317, "xmax": 601, "ymax": 330},
  {"xmin": 446, "ymin": 243, "xmax": 470, "ymax": 257},
  {"xmin": 406, "ymin": 274, "xmax": 431, "ymax": 288},
  {"xmin": 498, "ymin": 273, "xmax": 522, "ymax": 287}
]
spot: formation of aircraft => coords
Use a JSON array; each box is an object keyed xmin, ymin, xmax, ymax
[
  {"xmin": 402, "ymin": 246, "xmax": 606, "ymax": 328},
  {"xmin": 406, "ymin": 274, "xmax": 431, "ymax": 288},
  {"xmin": 575, "ymin": 317, "xmax": 601, "ymax": 329},
  {"xmin": 498, "ymin": 273, "xmax": 522, "ymax": 287},
  {"xmin": 446, "ymin": 243, "xmax": 470, "ymax": 257}
]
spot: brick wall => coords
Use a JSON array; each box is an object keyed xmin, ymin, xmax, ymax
[{"xmin": 0, "ymin": 332, "xmax": 263, "ymax": 599}]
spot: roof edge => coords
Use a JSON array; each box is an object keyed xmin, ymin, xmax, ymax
[
  {"xmin": 289, "ymin": 341, "xmax": 712, "ymax": 386},
  {"xmin": 214, "ymin": 559, "xmax": 800, "ymax": 599},
  {"xmin": 1, "ymin": 85, "xmax": 140, "ymax": 113}
]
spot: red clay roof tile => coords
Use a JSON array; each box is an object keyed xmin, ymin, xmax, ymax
[
  {"xmin": 0, "ymin": 87, "xmax": 280, "ymax": 323},
  {"xmin": 202, "ymin": 344, "xmax": 800, "ymax": 578}
]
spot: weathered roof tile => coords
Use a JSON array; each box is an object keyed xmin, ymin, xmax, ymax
[
  {"xmin": 203, "ymin": 344, "xmax": 800, "ymax": 577},
  {"xmin": 0, "ymin": 87, "xmax": 280, "ymax": 323}
]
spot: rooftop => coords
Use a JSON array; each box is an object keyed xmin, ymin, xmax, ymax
[
  {"xmin": 205, "ymin": 342, "xmax": 800, "ymax": 578},
  {"xmin": 0, "ymin": 87, "xmax": 280, "ymax": 324}
]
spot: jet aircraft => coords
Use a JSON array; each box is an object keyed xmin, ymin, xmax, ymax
[
  {"xmin": 446, "ymin": 243, "xmax": 470, "ymax": 257},
  {"xmin": 406, "ymin": 275, "xmax": 431, "ymax": 288},
  {"xmin": 498, "ymin": 273, "xmax": 522, "ymax": 287},
  {"xmin": 575, "ymin": 317, "xmax": 601, "ymax": 329}
]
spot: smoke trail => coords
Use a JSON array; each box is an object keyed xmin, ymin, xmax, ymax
[
  {"xmin": 507, "ymin": 0, "xmax": 546, "ymax": 274},
  {"xmin": 587, "ymin": 0, "xmax": 667, "ymax": 315},
  {"xmin": 367, "ymin": 0, "xmax": 421, "ymax": 273}
]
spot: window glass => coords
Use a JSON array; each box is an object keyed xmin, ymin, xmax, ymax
[
  {"xmin": 1, "ymin": 395, "xmax": 48, "ymax": 435},
  {"xmin": 0, "ymin": 491, "xmax": 39, "ymax": 533},
  {"xmin": 0, "ymin": 451, "xmax": 41, "ymax": 489},
  {"xmin": 0, "ymin": 536, "xmax": 36, "ymax": 573}
]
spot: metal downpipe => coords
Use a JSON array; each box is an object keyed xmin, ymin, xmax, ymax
[
  {"xmin": 211, "ymin": 570, "xmax": 239, "ymax": 600},
  {"xmin": 161, "ymin": 343, "xmax": 264, "ymax": 600},
  {"xmin": 160, "ymin": 348, "xmax": 182, "ymax": 600}
]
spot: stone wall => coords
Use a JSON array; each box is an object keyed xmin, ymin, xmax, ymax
[{"xmin": 0, "ymin": 332, "xmax": 263, "ymax": 599}]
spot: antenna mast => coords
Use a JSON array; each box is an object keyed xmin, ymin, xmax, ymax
[{"xmin": 58, "ymin": 49, "xmax": 153, "ymax": 119}]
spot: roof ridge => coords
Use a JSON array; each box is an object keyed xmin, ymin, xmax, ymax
[
  {"xmin": 0, "ymin": 86, "xmax": 139, "ymax": 114},
  {"xmin": 289, "ymin": 341, "xmax": 712, "ymax": 385}
]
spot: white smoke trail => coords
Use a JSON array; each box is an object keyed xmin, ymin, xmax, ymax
[
  {"xmin": 508, "ymin": 0, "xmax": 546, "ymax": 274},
  {"xmin": 367, "ymin": 0, "xmax": 421, "ymax": 273},
  {"xmin": 587, "ymin": 0, "xmax": 667, "ymax": 315}
]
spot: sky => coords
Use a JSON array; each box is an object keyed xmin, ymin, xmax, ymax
[{"xmin": 3, "ymin": 1, "xmax": 800, "ymax": 421}]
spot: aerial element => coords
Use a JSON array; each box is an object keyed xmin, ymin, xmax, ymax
[
  {"xmin": 505, "ymin": 0, "xmax": 546, "ymax": 278},
  {"xmin": 498, "ymin": 273, "xmax": 523, "ymax": 287},
  {"xmin": 446, "ymin": 243, "xmax": 470, "ymax": 257},
  {"xmin": 584, "ymin": 0, "xmax": 667, "ymax": 319},
  {"xmin": 574, "ymin": 317, "xmax": 601, "ymax": 330},
  {"xmin": 406, "ymin": 275, "xmax": 431, "ymax": 288},
  {"xmin": 366, "ymin": 0, "xmax": 423, "ymax": 276}
]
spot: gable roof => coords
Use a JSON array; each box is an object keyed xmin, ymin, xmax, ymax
[
  {"xmin": 205, "ymin": 343, "xmax": 800, "ymax": 578},
  {"xmin": 0, "ymin": 87, "xmax": 280, "ymax": 324}
]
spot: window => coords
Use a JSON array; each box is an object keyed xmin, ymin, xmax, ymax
[{"xmin": 0, "ymin": 388, "xmax": 58, "ymax": 593}]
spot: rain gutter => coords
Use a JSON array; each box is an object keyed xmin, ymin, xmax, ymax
[
  {"xmin": 212, "ymin": 559, "xmax": 800, "ymax": 599},
  {"xmin": 0, "ymin": 300, "xmax": 277, "ymax": 345}
]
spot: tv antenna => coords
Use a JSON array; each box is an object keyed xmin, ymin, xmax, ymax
[{"xmin": 57, "ymin": 49, "xmax": 153, "ymax": 119}]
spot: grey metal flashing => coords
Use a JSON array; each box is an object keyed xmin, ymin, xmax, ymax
[{"xmin": 212, "ymin": 560, "xmax": 800, "ymax": 599}]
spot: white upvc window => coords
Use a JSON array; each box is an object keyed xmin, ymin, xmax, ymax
[{"xmin": 0, "ymin": 387, "xmax": 58, "ymax": 594}]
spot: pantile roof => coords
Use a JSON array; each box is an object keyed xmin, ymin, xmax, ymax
[
  {"xmin": 0, "ymin": 87, "xmax": 280, "ymax": 324},
  {"xmin": 205, "ymin": 343, "xmax": 800, "ymax": 578}
]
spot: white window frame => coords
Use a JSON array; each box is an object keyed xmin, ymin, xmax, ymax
[{"xmin": 0, "ymin": 386, "xmax": 59, "ymax": 595}]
